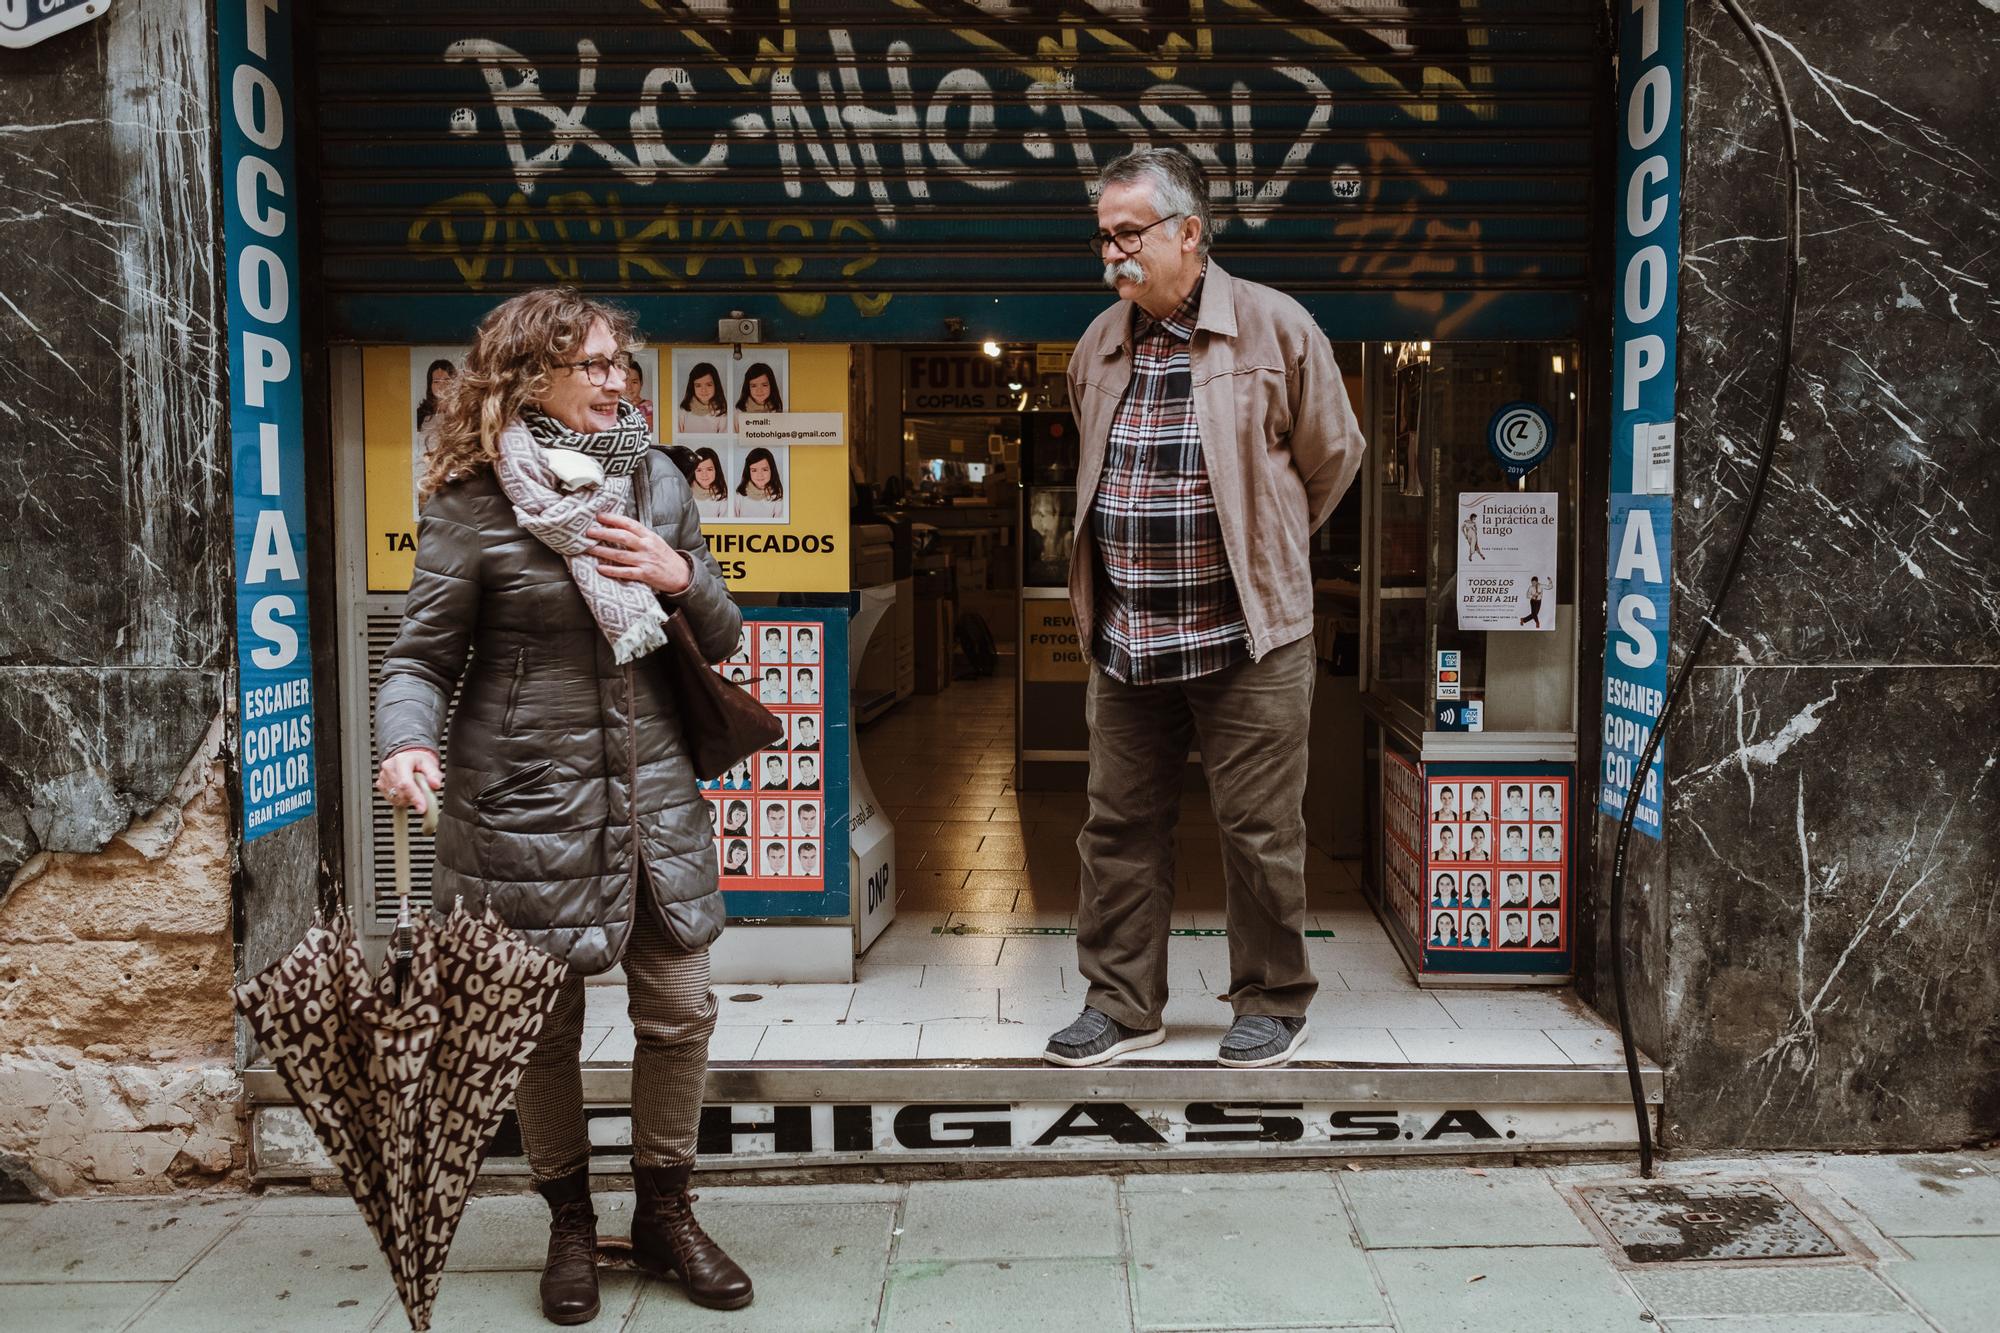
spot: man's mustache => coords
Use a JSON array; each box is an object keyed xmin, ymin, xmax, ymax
[{"xmin": 1103, "ymin": 258, "xmax": 1146, "ymax": 288}]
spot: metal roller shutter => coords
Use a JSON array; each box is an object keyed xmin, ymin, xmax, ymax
[
  {"xmin": 309, "ymin": 1, "xmax": 1606, "ymax": 343},
  {"xmin": 359, "ymin": 602, "xmax": 462, "ymax": 929}
]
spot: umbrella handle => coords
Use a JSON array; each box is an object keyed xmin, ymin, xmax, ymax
[
  {"xmin": 391, "ymin": 804, "xmax": 413, "ymax": 910},
  {"xmin": 389, "ymin": 794, "xmax": 441, "ymax": 916}
]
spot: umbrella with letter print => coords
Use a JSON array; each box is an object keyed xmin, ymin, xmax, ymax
[{"xmin": 234, "ymin": 801, "xmax": 568, "ymax": 1331}]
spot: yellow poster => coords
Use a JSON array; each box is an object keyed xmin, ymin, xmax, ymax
[
  {"xmin": 1023, "ymin": 599, "xmax": 1089, "ymax": 682},
  {"xmin": 362, "ymin": 344, "xmax": 851, "ymax": 595}
]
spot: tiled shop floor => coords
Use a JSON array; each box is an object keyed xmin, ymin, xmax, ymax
[
  {"xmin": 581, "ymin": 670, "xmax": 1634, "ymax": 1067},
  {"xmin": 9, "ymin": 1154, "xmax": 1999, "ymax": 1332}
]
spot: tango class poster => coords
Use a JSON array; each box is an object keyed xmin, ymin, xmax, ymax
[{"xmin": 1456, "ymin": 492, "xmax": 1558, "ymax": 633}]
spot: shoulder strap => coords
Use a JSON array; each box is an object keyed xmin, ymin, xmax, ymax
[{"xmin": 634, "ymin": 453, "xmax": 655, "ymax": 526}]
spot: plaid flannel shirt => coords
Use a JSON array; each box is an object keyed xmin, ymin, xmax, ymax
[{"xmin": 1088, "ymin": 269, "xmax": 1251, "ymax": 685}]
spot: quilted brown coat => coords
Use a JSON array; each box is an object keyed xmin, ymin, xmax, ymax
[{"xmin": 375, "ymin": 449, "xmax": 743, "ymax": 975}]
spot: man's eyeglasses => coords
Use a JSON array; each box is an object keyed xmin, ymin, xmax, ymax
[
  {"xmin": 561, "ymin": 353, "xmax": 636, "ymax": 387},
  {"xmin": 1086, "ymin": 213, "xmax": 1184, "ymax": 257}
]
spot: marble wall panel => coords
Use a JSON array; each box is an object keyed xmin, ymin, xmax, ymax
[
  {"xmin": 1662, "ymin": 665, "xmax": 1998, "ymax": 1149},
  {"xmin": 0, "ymin": 3, "xmax": 228, "ymax": 883},
  {"xmin": 1673, "ymin": 4, "xmax": 1998, "ymax": 668}
]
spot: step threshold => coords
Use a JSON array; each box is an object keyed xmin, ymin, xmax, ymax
[{"xmin": 246, "ymin": 1059, "xmax": 1661, "ymax": 1179}]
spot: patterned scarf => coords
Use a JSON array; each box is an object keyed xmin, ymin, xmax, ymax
[{"xmin": 494, "ymin": 403, "xmax": 668, "ymax": 664}]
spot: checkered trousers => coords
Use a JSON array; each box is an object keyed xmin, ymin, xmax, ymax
[{"xmin": 1088, "ymin": 277, "xmax": 1250, "ymax": 685}]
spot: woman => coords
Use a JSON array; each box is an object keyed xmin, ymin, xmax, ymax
[
  {"xmin": 415, "ymin": 357, "xmax": 456, "ymax": 433},
  {"xmin": 733, "ymin": 447, "xmax": 785, "ymax": 520},
  {"xmin": 374, "ymin": 288, "xmax": 753, "ymax": 1324},
  {"xmin": 1464, "ymin": 914, "xmax": 1491, "ymax": 948},
  {"xmin": 677, "ymin": 361, "xmax": 728, "ymax": 434},
  {"xmin": 722, "ymin": 799, "xmax": 750, "ymax": 836},
  {"xmin": 689, "ymin": 447, "xmax": 728, "ymax": 518},
  {"xmin": 413, "ymin": 358, "xmax": 457, "ymax": 520},
  {"xmin": 733, "ymin": 361, "xmax": 783, "ymax": 417}
]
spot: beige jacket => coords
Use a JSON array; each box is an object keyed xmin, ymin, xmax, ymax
[{"xmin": 1065, "ymin": 261, "xmax": 1368, "ymax": 663}]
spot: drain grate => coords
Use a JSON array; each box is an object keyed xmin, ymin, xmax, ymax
[{"xmin": 1578, "ymin": 1181, "xmax": 1842, "ymax": 1264}]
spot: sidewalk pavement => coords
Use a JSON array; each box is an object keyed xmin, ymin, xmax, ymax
[{"xmin": 2, "ymin": 1152, "xmax": 1996, "ymax": 1332}]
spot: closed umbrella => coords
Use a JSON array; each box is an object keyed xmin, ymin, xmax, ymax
[{"xmin": 235, "ymin": 802, "xmax": 569, "ymax": 1331}]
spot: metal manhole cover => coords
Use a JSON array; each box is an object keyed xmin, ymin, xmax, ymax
[{"xmin": 1578, "ymin": 1181, "xmax": 1842, "ymax": 1264}]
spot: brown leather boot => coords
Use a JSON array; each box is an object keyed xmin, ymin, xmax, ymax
[
  {"xmin": 631, "ymin": 1159, "xmax": 754, "ymax": 1310},
  {"xmin": 533, "ymin": 1168, "xmax": 601, "ymax": 1326}
]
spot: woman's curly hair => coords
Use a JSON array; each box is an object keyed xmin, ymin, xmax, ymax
[{"xmin": 418, "ymin": 287, "xmax": 637, "ymax": 502}]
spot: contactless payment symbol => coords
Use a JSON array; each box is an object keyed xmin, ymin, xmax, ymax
[{"xmin": 1487, "ymin": 402, "xmax": 1555, "ymax": 480}]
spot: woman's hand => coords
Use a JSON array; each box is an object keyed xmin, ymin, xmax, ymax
[
  {"xmin": 376, "ymin": 747, "xmax": 444, "ymax": 814},
  {"xmin": 587, "ymin": 512, "xmax": 692, "ymax": 594}
]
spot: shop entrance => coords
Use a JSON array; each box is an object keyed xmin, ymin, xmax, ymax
[{"xmin": 247, "ymin": 1, "xmax": 1664, "ymax": 1176}]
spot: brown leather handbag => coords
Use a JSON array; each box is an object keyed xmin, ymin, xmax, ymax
[
  {"xmin": 656, "ymin": 612, "xmax": 785, "ymax": 779},
  {"xmin": 637, "ymin": 454, "xmax": 786, "ymax": 779}
]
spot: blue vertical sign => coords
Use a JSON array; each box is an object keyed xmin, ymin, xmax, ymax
[
  {"xmin": 1598, "ymin": 0, "xmax": 1684, "ymax": 837},
  {"xmin": 221, "ymin": 0, "xmax": 316, "ymax": 838}
]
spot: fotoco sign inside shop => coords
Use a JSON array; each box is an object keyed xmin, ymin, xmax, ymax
[{"xmin": 221, "ymin": 0, "xmax": 316, "ymax": 837}]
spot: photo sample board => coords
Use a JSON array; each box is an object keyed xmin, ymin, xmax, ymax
[
  {"xmin": 1418, "ymin": 765, "xmax": 1573, "ymax": 980},
  {"xmin": 699, "ymin": 608, "xmax": 850, "ymax": 920}
]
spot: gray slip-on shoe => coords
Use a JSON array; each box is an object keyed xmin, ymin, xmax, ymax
[
  {"xmin": 1043, "ymin": 1006, "xmax": 1166, "ymax": 1067},
  {"xmin": 1217, "ymin": 1014, "xmax": 1309, "ymax": 1068}
]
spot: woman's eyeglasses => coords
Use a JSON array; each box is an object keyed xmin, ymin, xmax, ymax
[{"xmin": 562, "ymin": 354, "xmax": 636, "ymax": 386}]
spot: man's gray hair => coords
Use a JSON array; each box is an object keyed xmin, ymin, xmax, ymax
[{"xmin": 1098, "ymin": 147, "xmax": 1214, "ymax": 255}]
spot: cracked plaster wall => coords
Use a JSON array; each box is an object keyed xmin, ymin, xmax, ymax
[{"xmin": 1653, "ymin": 2, "xmax": 1998, "ymax": 1149}]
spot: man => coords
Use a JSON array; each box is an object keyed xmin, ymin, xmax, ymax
[
  {"xmin": 794, "ymin": 755, "xmax": 820, "ymax": 791},
  {"xmin": 762, "ymin": 841, "xmax": 788, "ymax": 877},
  {"xmin": 794, "ymin": 626, "xmax": 821, "ymax": 664},
  {"xmin": 759, "ymin": 666, "xmax": 787, "ymax": 703},
  {"xmin": 1533, "ymin": 912, "xmax": 1562, "ymax": 947},
  {"xmin": 795, "ymin": 842, "xmax": 819, "ymax": 877},
  {"xmin": 793, "ymin": 715, "xmax": 819, "ymax": 751},
  {"xmin": 759, "ymin": 755, "xmax": 789, "ymax": 791},
  {"xmin": 1500, "ymin": 872, "xmax": 1529, "ymax": 908},
  {"xmin": 762, "ymin": 802, "xmax": 788, "ymax": 839},
  {"xmin": 1500, "ymin": 826, "xmax": 1529, "ymax": 861},
  {"xmin": 761, "ymin": 625, "xmax": 789, "ymax": 663},
  {"xmin": 1533, "ymin": 826, "xmax": 1561, "ymax": 861},
  {"xmin": 1533, "ymin": 783, "xmax": 1561, "ymax": 820},
  {"xmin": 1500, "ymin": 912, "xmax": 1530, "ymax": 947},
  {"xmin": 1499, "ymin": 784, "xmax": 1530, "ymax": 820},
  {"xmin": 1534, "ymin": 872, "xmax": 1561, "ymax": 907},
  {"xmin": 796, "ymin": 802, "xmax": 821, "ymax": 840},
  {"xmin": 1044, "ymin": 147, "xmax": 1367, "ymax": 1070},
  {"xmin": 793, "ymin": 666, "xmax": 820, "ymax": 704}
]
